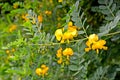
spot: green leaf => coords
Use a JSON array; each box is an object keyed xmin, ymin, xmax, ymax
[
  {"xmin": 116, "ymin": 68, "xmax": 120, "ymax": 71},
  {"xmin": 10, "ymin": 9, "xmax": 25, "ymax": 15},
  {"xmin": 98, "ymin": 0, "xmax": 105, "ymax": 4},
  {"xmin": 78, "ymin": 31, "xmax": 85, "ymax": 35},
  {"xmin": 111, "ymin": 4, "xmax": 116, "ymax": 12},
  {"xmin": 91, "ymin": 7, "xmax": 99, "ymax": 12},
  {"xmin": 105, "ymin": 16, "xmax": 114, "ymax": 21},
  {"xmin": 23, "ymin": 21, "xmax": 32, "ymax": 29},
  {"xmin": 101, "ymin": 9, "xmax": 111, "ymax": 14},
  {"xmin": 99, "ymin": 5, "xmax": 107, "ymax": 9},
  {"xmin": 69, "ymin": 65, "xmax": 79, "ymax": 71},
  {"xmin": 108, "ymin": 0, "xmax": 113, "ymax": 7}
]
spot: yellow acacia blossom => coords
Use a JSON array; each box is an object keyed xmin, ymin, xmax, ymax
[
  {"xmin": 22, "ymin": 14, "xmax": 29, "ymax": 21},
  {"xmin": 56, "ymin": 48, "xmax": 63, "ymax": 64},
  {"xmin": 6, "ymin": 50, "xmax": 10, "ymax": 55},
  {"xmin": 57, "ymin": 57, "xmax": 62, "ymax": 64},
  {"xmin": 63, "ymin": 48, "xmax": 73, "ymax": 60},
  {"xmin": 88, "ymin": 34, "xmax": 98, "ymax": 43},
  {"xmin": 85, "ymin": 34, "xmax": 108, "ymax": 54},
  {"xmin": 13, "ymin": 2, "xmax": 19, "ymax": 9},
  {"xmin": 55, "ymin": 21, "xmax": 78, "ymax": 43},
  {"xmin": 56, "ymin": 48, "xmax": 62, "ymax": 58},
  {"xmin": 63, "ymin": 48, "xmax": 73, "ymax": 56},
  {"xmin": 6, "ymin": 48, "xmax": 15, "ymax": 55},
  {"xmin": 11, "ymin": 48, "xmax": 15, "ymax": 52},
  {"xmin": 36, "ymin": 68, "xmax": 42, "ymax": 76},
  {"xmin": 49, "ymin": 0, "xmax": 53, "ymax": 3},
  {"xmin": 45, "ymin": 10, "xmax": 52, "ymax": 15},
  {"xmin": 92, "ymin": 40, "xmax": 108, "ymax": 53},
  {"xmin": 62, "ymin": 31, "xmax": 73, "ymax": 43},
  {"xmin": 35, "ymin": 64, "xmax": 49, "ymax": 77},
  {"xmin": 68, "ymin": 26, "xmax": 78, "ymax": 37},
  {"xmin": 56, "ymin": 47, "xmax": 74, "ymax": 64},
  {"xmin": 38, "ymin": 15, "xmax": 43, "ymax": 23},
  {"xmin": 68, "ymin": 21, "xmax": 73, "ymax": 27},
  {"xmin": 55, "ymin": 29, "xmax": 63, "ymax": 41},
  {"xmin": 9, "ymin": 24, "xmax": 17, "ymax": 32},
  {"xmin": 58, "ymin": 0, "xmax": 63, "ymax": 2}
]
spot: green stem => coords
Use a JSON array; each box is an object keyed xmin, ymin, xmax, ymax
[
  {"xmin": 6, "ymin": 14, "xmax": 12, "ymax": 24},
  {"xmin": 28, "ymin": 38, "xmax": 87, "ymax": 46},
  {"xmin": 105, "ymin": 2, "xmax": 115, "ymax": 17},
  {"xmin": 28, "ymin": 31, "xmax": 120, "ymax": 46},
  {"xmin": 104, "ymin": 31, "xmax": 120, "ymax": 36}
]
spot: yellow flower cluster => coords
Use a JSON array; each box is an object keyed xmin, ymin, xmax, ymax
[
  {"xmin": 55, "ymin": 21, "xmax": 78, "ymax": 43},
  {"xmin": 6, "ymin": 48, "xmax": 16, "ymax": 61},
  {"xmin": 13, "ymin": 2, "xmax": 19, "ymax": 9},
  {"xmin": 38, "ymin": 15, "xmax": 43, "ymax": 23},
  {"xmin": 56, "ymin": 47, "xmax": 73, "ymax": 64},
  {"xmin": 9, "ymin": 24, "xmax": 17, "ymax": 32},
  {"xmin": 58, "ymin": 0, "xmax": 63, "ymax": 2},
  {"xmin": 6, "ymin": 48, "xmax": 15, "ymax": 55},
  {"xmin": 85, "ymin": 34, "xmax": 108, "ymax": 54},
  {"xmin": 45, "ymin": 10, "xmax": 52, "ymax": 15},
  {"xmin": 35, "ymin": 64, "xmax": 49, "ymax": 77},
  {"xmin": 22, "ymin": 14, "xmax": 29, "ymax": 21},
  {"xmin": 22, "ymin": 13, "xmax": 43, "ymax": 24}
]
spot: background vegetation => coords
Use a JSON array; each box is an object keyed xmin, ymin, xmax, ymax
[{"xmin": 0, "ymin": 0, "xmax": 120, "ymax": 80}]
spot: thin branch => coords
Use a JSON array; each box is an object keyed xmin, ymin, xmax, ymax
[
  {"xmin": 28, "ymin": 38, "xmax": 87, "ymax": 46},
  {"xmin": 104, "ymin": 30, "xmax": 120, "ymax": 36}
]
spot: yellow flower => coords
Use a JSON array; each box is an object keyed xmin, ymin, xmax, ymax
[
  {"xmin": 49, "ymin": 0, "xmax": 53, "ymax": 3},
  {"xmin": 41, "ymin": 64, "xmax": 47, "ymax": 69},
  {"xmin": 57, "ymin": 58, "xmax": 62, "ymax": 64},
  {"xmin": 45, "ymin": 10, "xmax": 52, "ymax": 15},
  {"xmin": 38, "ymin": 15, "xmax": 43, "ymax": 23},
  {"xmin": 35, "ymin": 64, "xmax": 49, "ymax": 77},
  {"xmin": 58, "ymin": 0, "xmax": 63, "ymax": 2},
  {"xmin": 22, "ymin": 14, "xmax": 29, "ymax": 21},
  {"xmin": 63, "ymin": 48, "xmax": 73, "ymax": 56},
  {"xmin": 62, "ymin": 31, "xmax": 73, "ymax": 40},
  {"xmin": 68, "ymin": 26, "xmax": 78, "ymax": 37},
  {"xmin": 68, "ymin": 21, "xmax": 73, "ymax": 27},
  {"xmin": 88, "ymin": 34, "xmax": 99, "ymax": 43},
  {"xmin": 85, "ymin": 40, "xmax": 92, "ymax": 48},
  {"xmin": 35, "ymin": 68, "xmax": 42, "ymax": 76},
  {"xmin": 13, "ymin": 2, "xmax": 19, "ymax": 9},
  {"xmin": 11, "ymin": 48, "xmax": 15, "ymax": 52},
  {"xmin": 9, "ymin": 24, "xmax": 17, "ymax": 32},
  {"xmin": 41, "ymin": 66, "xmax": 49, "ymax": 77},
  {"xmin": 56, "ymin": 48, "xmax": 74, "ymax": 65},
  {"xmin": 92, "ymin": 40, "xmax": 108, "ymax": 53},
  {"xmin": 55, "ymin": 29, "xmax": 63, "ymax": 41},
  {"xmin": 6, "ymin": 50, "xmax": 10, "ymax": 54},
  {"xmin": 55, "ymin": 21, "xmax": 78, "ymax": 43},
  {"xmin": 85, "ymin": 48, "xmax": 91, "ymax": 52},
  {"xmin": 56, "ymin": 48, "xmax": 62, "ymax": 58},
  {"xmin": 85, "ymin": 34, "xmax": 108, "ymax": 54}
]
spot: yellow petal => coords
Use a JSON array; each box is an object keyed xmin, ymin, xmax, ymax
[
  {"xmin": 85, "ymin": 48, "xmax": 91, "ymax": 52},
  {"xmin": 62, "ymin": 31, "xmax": 73, "ymax": 40},
  {"xmin": 88, "ymin": 34, "xmax": 99, "ymax": 43},
  {"xmin": 58, "ymin": 0, "xmax": 63, "ymax": 2},
  {"xmin": 68, "ymin": 21, "xmax": 73, "ymax": 27},
  {"xmin": 55, "ymin": 29, "xmax": 63, "ymax": 41},
  {"xmin": 63, "ymin": 48, "xmax": 73, "ymax": 56},
  {"xmin": 35, "ymin": 68, "xmax": 42, "ymax": 76}
]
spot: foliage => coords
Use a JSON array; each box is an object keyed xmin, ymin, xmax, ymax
[{"xmin": 0, "ymin": 0, "xmax": 120, "ymax": 80}]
